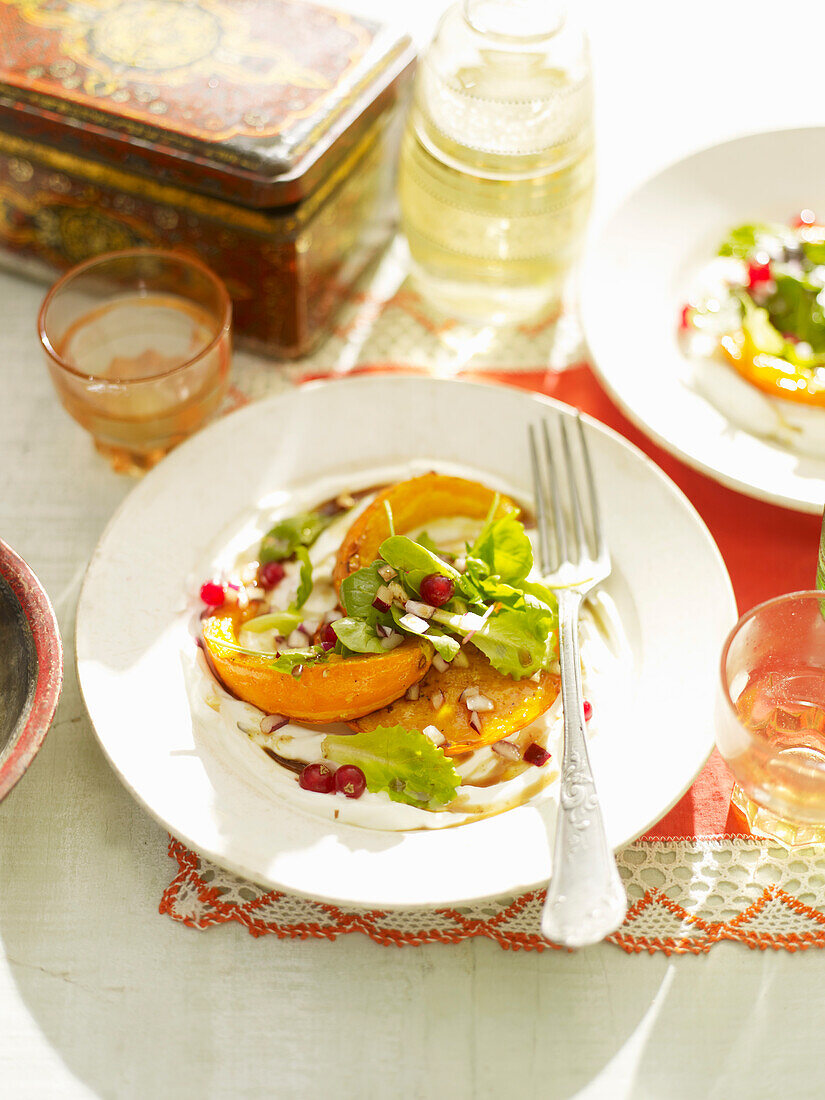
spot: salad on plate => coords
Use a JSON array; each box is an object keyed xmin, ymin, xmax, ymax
[
  {"xmin": 189, "ymin": 471, "xmax": 623, "ymax": 831},
  {"xmin": 681, "ymin": 211, "xmax": 825, "ymax": 454}
]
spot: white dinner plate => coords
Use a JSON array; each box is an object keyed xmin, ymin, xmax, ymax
[
  {"xmin": 581, "ymin": 126, "xmax": 825, "ymax": 514},
  {"xmin": 76, "ymin": 376, "xmax": 735, "ymax": 909}
]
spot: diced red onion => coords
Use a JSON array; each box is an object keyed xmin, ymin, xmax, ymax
[
  {"xmin": 377, "ymin": 563, "xmax": 397, "ymax": 582},
  {"xmin": 492, "ymin": 740, "xmax": 521, "ymax": 760},
  {"xmin": 300, "ymin": 619, "xmax": 320, "ymax": 636},
  {"xmin": 465, "ymin": 692, "xmax": 494, "ymax": 713},
  {"xmin": 287, "ymin": 629, "xmax": 305, "ymax": 648},
  {"xmin": 523, "ymin": 742, "xmax": 551, "ymax": 767},
  {"xmin": 432, "ymin": 654, "xmax": 449, "ymax": 673},
  {"xmin": 380, "ymin": 632, "xmax": 404, "ymax": 651},
  {"xmin": 324, "ymin": 610, "xmax": 343, "ymax": 624},
  {"xmin": 405, "ymin": 599, "xmax": 435, "ymax": 619},
  {"xmin": 468, "ymin": 711, "xmax": 483, "ymax": 734},
  {"xmin": 399, "ymin": 612, "xmax": 429, "ymax": 635},
  {"xmin": 405, "ymin": 683, "xmax": 420, "ymax": 701},
  {"xmin": 422, "ymin": 724, "xmax": 446, "ymax": 746},
  {"xmin": 372, "ymin": 595, "xmax": 390, "ymax": 613},
  {"xmin": 260, "ymin": 713, "xmax": 288, "ymax": 734},
  {"xmin": 431, "ymin": 690, "xmax": 444, "ymax": 710},
  {"xmin": 387, "ymin": 581, "xmax": 407, "ymax": 604},
  {"xmin": 375, "ymin": 622, "xmax": 393, "ymax": 639},
  {"xmin": 461, "ymin": 608, "xmax": 492, "ymax": 646}
]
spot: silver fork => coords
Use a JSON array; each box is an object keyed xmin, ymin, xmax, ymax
[{"xmin": 528, "ymin": 413, "xmax": 627, "ymax": 948}]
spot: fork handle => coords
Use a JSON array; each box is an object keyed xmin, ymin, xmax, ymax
[{"xmin": 540, "ymin": 590, "xmax": 627, "ymax": 948}]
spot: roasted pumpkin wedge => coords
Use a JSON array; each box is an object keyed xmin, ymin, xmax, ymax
[
  {"xmin": 349, "ymin": 648, "xmax": 559, "ymax": 756},
  {"xmin": 332, "ymin": 472, "xmax": 517, "ymax": 593},
  {"xmin": 202, "ymin": 608, "xmax": 432, "ymax": 723}
]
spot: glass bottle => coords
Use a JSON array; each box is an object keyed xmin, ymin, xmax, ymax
[{"xmin": 398, "ymin": 0, "xmax": 594, "ymax": 324}]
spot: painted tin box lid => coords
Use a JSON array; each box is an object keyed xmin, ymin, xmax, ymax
[{"xmin": 0, "ymin": 0, "xmax": 414, "ymax": 208}]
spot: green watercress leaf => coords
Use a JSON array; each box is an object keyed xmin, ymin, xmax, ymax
[
  {"xmin": 765, "ymin": 273, "xmax": 825, "ymax": 352},
  {"xmin": 322, "ymin": 725, "xmax": 460, "ymax": 809},
  {"xmin": 340, "ymin": 562, "xmax": 386, "ymax": 620},
  {"xmin": 294, "ymin": 546, "xmax": 313, "ymax": 609},
  {"xmin": 379, "ymin": 536, "xmax": 459, "ymax": 588},
  {"xmin": 332, "ymin": 617, "xmax": 386, "ymax": 655},
  {"xmin": 260, "ymin": 511, "xmax": 330, "ymax": 565}
]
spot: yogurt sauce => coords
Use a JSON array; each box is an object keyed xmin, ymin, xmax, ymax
[{"xmin": 185, "ymin": 463, "xmax": 632, "ymax": 832}]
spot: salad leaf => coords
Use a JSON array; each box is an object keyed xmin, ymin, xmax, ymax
[
  {"xmin": 766, "ymin": 273, "xmax": 825, "ymax": 352},
  {"xmin": 260, "ymin": 511, "xmax": 330, "ymax": 565},
  {"xmin": 432, "ymin": 602, "xmax": 554, "ymax": 679},
  {"xmin": 717, "ymin": 222, "xmax": 793, "ymax": 260},
  {"xmin": 738, "ymin": 291, "xmax": 785, "ymax": 356},
  {"xmin": 241, "ymin": 610, "xmax": 302, "ymax": 635},
  {"xmin": 340, "ymin": 561, "xmax": 386, "ymax": 619},
  {"xmin": 413, "ymin": 531, "xmax": 442, "ymax": 555},
  {"xmin": 294, "ymin": 546, "xmax": 313, "ymax": 609},
  {"xmin": 380, "ymin": 535, "xmax": 459, "ymax": 587},
  {"xmin": 332, "ymin": 616, "xmax": 386, "ymax": 655},
  {"xmin": 458, "ymin": 559, "xmax": 556, "ymax": 618},
  {"xmin": 803, "ymin": 240, "xmax": 825, "ymax": 266},
  {"xmin": 267, "ymin": 647, "xmax": 325, "ymax": 675},
  {"xmin": 322, "ymin": 725, "xmax": 460, "ymax": 808},
  {"xmin": 469, "ymin": 514, "xmax": 532, "ymax": 584}
]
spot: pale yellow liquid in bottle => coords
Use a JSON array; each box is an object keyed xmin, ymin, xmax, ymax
[{"xmin": 399, "ymin": 62, "xmax": 594, "ymax": 324}]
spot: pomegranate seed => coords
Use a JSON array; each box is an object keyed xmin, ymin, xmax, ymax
[
  {"xmin": 258, "ymin": 561, "xmax": 286, "ymax": 590},
  {"xmin": 199, "ymin": 581, "xmax": 225, "ymax": 606},
  {"xmin": 523, "ymin": 742, "xmax": 551, "ymax": 767},
  {"xmin": 260, "ymin": 713, "xmax": 288, "ymax": 734},
  {"xmin": 419, "ymin": 573, "xmax": 454, "ymax": 608},
  {"xmin": 679, "ymin": 304, "xmax": 692, "ymax": 330},
  {"xmin": 320, "ymin": 623, "xmax": 337, "ymax": 651},
  {"xmin": 747, "ymin": 259, "xmax": 772, "ymax": 288},
  {"xmin": 334, "ymin": 765, "xmax": 366, "ymax": 799},
  {"xmin": 583, "ymin": 699, "xmax": 593, "ymax": 721},
  {"xmin": 299, "ymin": 763, "xmax": 335, "ymax": 793}
]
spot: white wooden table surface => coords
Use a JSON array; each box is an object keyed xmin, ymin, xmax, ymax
[{"xmin": 2, "ymin": 2, "xmax": 825, "ymax": 1097}]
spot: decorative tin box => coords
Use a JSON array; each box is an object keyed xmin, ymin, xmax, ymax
[{"xmin": 0, "ymin": 0, "xmax": 414, "ymax": 357}]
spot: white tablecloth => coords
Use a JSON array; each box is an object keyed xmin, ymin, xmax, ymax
[{"xmin": 2, "ymin": 2, "xmax": 825, "ymax": 1096}]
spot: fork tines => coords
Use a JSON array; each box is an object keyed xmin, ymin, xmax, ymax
[{"xmin": 528, "ymin": 412, "xmax": 605, "ymax": 576}]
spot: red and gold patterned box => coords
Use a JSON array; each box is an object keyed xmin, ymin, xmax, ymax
[{"xmin": 0, "ymin": 0, "xmax": 414, "ymax": 357}]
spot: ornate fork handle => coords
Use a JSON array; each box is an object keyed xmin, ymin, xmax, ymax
[{"xmin": 541, "ymin": 588, "xmax": 627, "ymax": 948}]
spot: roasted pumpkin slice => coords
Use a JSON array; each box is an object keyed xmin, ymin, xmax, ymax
[
  {"xmin": 349, "ymin": 648, "xmax": 559, "ymax": 756},
  {"xmin": 333, "ymin": 472, "xmax": 518, "ymax": 592},
  {"xmin": 202, "ymin": 608, "xmax": 432, "ymax": 723}
]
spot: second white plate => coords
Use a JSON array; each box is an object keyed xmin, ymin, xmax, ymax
[{"xmin": 581, "ymin": 126, "xmax": 825, "ymax": 514}]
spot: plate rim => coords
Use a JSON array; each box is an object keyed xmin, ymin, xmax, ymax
[
  {"xmin": 75, "ymin": 375, "xmax": 736, "ymax": 908},
  {"xmin": 580, "ymin": 123, "xmax": 825, "ymax": 516}
]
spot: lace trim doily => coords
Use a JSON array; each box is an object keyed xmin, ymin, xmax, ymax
[{"xmin": 160, "ymin": 836, "xmax": 825, "ymax": 954}]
